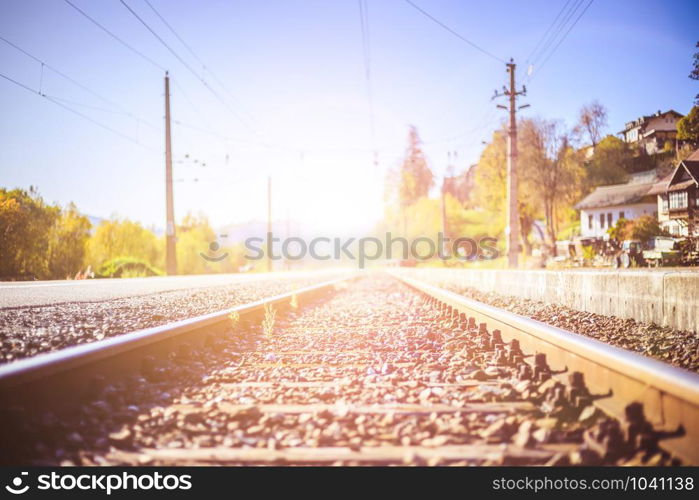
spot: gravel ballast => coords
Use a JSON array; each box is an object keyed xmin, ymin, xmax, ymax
[
  {"xmin": 1, "ymin": 276, "xmax": 679, "ymax": 466},
  {"xmin": 0, "ymin": 272, "xmax": 348, "ymax": 364},
  {"xmin": 442, "ymin": 285, "xmax": 699, "ymax": 373}
]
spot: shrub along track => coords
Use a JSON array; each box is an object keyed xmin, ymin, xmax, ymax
[{"xmin": 0, "ymin": 274, "xmax": 696, "ymax": 466}]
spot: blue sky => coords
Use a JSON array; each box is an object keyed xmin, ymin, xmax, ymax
[{"xmin": 1, "ymin": 0, "xmax": 697, "ymax": 233}]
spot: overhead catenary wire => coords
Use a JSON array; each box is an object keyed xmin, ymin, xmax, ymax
[
  {"xmin": 0, "ymin": 71, "xmax": 157, "ymax": 151},
  {"xmin": 119, "ymin": 0, "xmax": 254, "ymax": 133},
  {"xmin": 357, "ymin": 0, "xmax": 377, "ymax": 164},
  {"xmin": 63, "ymin": 0, "xmax": 166, "ymax": 72},
  {"xmin": 142, "ymin": 0, "xmax": 257, "ymax": 128},
  {"xmin": 530, "ymin": 0, "xmax": 594, "ymax": 79},
  {"xmin": 0, "ymin": 34, "xmax": 158, "ymax": 129},
  {"xmin": 525, "ymin": 0, "xmax": 576, "ymax": 66},
  {"xmin": 530, "ymin": 0, "xmax": 585, "ymax": 67},
  {"xmin": 403, "ymin": 0, "xmax": 506, "ymax": 64}
]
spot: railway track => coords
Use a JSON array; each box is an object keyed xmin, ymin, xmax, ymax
[{"xmin": 1, "ymin": 273, "xmax": 697, "ymax": 466}]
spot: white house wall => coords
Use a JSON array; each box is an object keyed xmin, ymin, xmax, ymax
[{"xmin": 580, "ymin": 203, "xmax": 658, "ymax": 238}]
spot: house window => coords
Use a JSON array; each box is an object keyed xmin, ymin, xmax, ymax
[
  {"xmin": 661, "ymin": 195, "xmax": 669, "ymax": 212},
  {"xmin": 607, "ymin": 213, "xmax": 613, "ymax": 227},
  {"xmin": 588, "ymin": 215, "xmax": 593, "ymax": 230},
  {"xmin": 669, "ymin": 191, "xmax": 688, "ymax": 210},
  {"xmin": 619, "ymin": 211, "xmax": 625, "ymax": 220},
  {"xmin": 599, "ymin": 213, "xmax": 605, "ymax": 228}
]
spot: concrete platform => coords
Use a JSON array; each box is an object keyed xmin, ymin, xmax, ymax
[{"xmin": 397, "ymin": 268, "xmax": 699, "ymax": 333}]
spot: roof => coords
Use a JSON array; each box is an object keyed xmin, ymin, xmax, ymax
[
  {"xmin": 575, "ymin": 182, "xmax": 656, "ymax": 210},
  {"xmin": 668, "ymin": 153, "xmax": 699, "ymax": 188},
  {"xmin": 648, "ymin": 172, "xmax": 673, "ymax": 195},
  {"xmin": 620, "ymin": 109, "xmax": 684, "ymax": 133},
  {"xmin": 686, "ymin": 148, "xmax": 699, "ymax": 162},
  {"xmin": 668, "ymin": 179, "xmax": 696, "ymax": 192},
  {"xmin": 683, "ymin": 160, "xmax": 699, "ymax": 181},
  {"xmin": 650, "ymin": 150, "xmax": 699, "ymax": 195}
]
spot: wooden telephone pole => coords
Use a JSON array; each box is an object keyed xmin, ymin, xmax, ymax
[
  {"xmin": 164, "ymin": 72, "xmax": 177, "ymax": 275},
  {"xmin": 493, "ymin": 59, "xmax": 528, "ymax": 268}
]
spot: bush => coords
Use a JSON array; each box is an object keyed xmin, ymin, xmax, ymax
[
  {"xmin": 607, "ymin": 215, "xmax": 667, "ymax": 242},
  {"xmin": 96, "ymin": 257, "xmax": 163, "ymax": 278}
]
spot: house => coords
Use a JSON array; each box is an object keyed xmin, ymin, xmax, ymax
[
  {"xmin": 575, "ymin": 170, "xmax": 659, "ymax": 238},
  {"xmin": 651, "ymin": 150, "xmax": 699, "ymax": 236},
  {"xmin": 618, "ymin": 109, "xmax": 684, "ymax": 155}
]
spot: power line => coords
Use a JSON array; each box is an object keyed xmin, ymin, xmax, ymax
[
  {"xmin": 0, "ymin": 70, "xmax": 157, "ymax": 151},
  {"xmin": 525, "ymin": 0, "xmax": 575, "ymax": 64},
  {"xmin": 63, "ymin": 0, "xmax": 166, "ymax": 72},
  {"xmin": 357, "ymin": 0, "xmax": 377, "ymax": 163},
  {"xmin": 0, "ymin": 34, "xmax": 158, "ymax": 128},
  {"xmin": 532, "ymin": 0, "xmax": 594, "ymax": 78},
  {"xmin": 46, "ymin": 95, "xmax": 157, "ymax": 150},
  {"xmin": 141, "ymin": 0, "xmax": 257, "ymax": 128},
  {"xmin": 403, "ymin": 0, "xmax": 506, "ymax": 64},
  {"xmin": 142, "ymin": 0, "xmax": 205, "ymax": 68},
  {"xmin": 0, "ymin": 71, "xmax": 36, "ymax": 94},
  {"xmin": 119, "ymin": 0, "xmax": 253, "ymax": 132},
  {"xmin": 120, "ymin": 0, "xmax": 199, "ymax": 76},
  {"xmin": 531, "ymin": 0, "xmax": 585, "ymax": 67}
]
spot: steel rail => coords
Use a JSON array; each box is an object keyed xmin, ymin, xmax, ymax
[
  {"xmin": 0, "ymin": 275, "xmax": 355, "ymax": 411},
  {"xmin": 395, "ymin": 273, "xmax": 699, "ymax": 465}
]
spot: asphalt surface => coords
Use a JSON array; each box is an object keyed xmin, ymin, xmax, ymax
[{"xmin": 0, "ymin": 270, "xmax": 349, "ymax": 309}]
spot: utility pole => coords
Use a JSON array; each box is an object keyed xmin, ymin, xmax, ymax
[
  {"xmin": 164, "ymin": 72, "xmax": 177, "ymax": 275},
  {"xmin": 267, "ymin": 176, "xmax": 272, "ymax": 272},
  {"xmin": 441, "ymin": 151, "xmax": 455, "ymax": 256},
  {"xmin": 493, "ymin": 59, "xmax": 528, "ymax": 268}
]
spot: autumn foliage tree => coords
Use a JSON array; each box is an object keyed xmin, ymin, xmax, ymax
[
  {"xmin": 574, "ymin": 100, "xmax": 608, "ymax": 147},
  {"xmin": 0, "ymin": 188, "xmax": 91, "ymax": 279},
  {"xmin": 475, "ymin": 118, "xmax": 585, "ymax": 255},
  {"xmin": 475, "ymin": 125, "xmax": 540, "ymax": 255},
  {"xmin": 0, "ymin": 188, "xmax": 59, "ymax": 279},
  {"xmin": 399, "ymin": 126, "xmax": 434, "ymax": 209},
  {"xmin": 48, "ymin": 203, "xmax": 91, "ymax": 279},
  {"xmin": 384, "ymin": 126, "xmax": 434, "ymax": 236},
  {"xmin": 677, "ymin": 106, "xmax": 699, "ymax": 147},
  {"xmin": 85, "ymin": 217, "xmax": 162, "ymax": 272},
  {"xmin": 607, "ymin": 215, "xmax": 668, "ymax": 242},
  {"xmin": 521, "ymin": 118, "xmax": 585, "ymax": 249}
]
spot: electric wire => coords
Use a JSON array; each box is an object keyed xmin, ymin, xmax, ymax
[
  {"xmin": 63, "ymin": 0, "xmax": 166, "ymax": 72},
  {"xmin": 120, "ymin": 0, "xmax": 253, "ymax": 132},
  {"xmin": 0, "ymin": 71, "xmax": 157, "ymax": 151},
  {"xmin": 531, "ymin": 0, "xmax": 594, "ymax": 79},
  {"xmin": 403, "ymin": 0, "xmax": 506, "ymax": 64},
  {"xmin": 0, "ymin": 34, "xmax": 158, "ymax": 128}
]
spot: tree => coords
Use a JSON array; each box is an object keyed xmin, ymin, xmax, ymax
[
  {"xmin": 398, "ymin": 126, "xmax": 434, "ymax": 208},
  {"xmin": 677, "ymin": 106, "xmax": 699, "ymax": 147},
  {"xmin": 690, "ymin": 41, "xmax": 699, "ymax": 105},
  {"xmin": 584, "ymin": 135, "xmax": 631, "ymax": 189},
  {"xmin": 574, "ymin": 100, "xmax": 608, "ymax": 147},
  {"xmin": 47, "ymin": 203, "xmax": 91, "ymax": 279},
  {"xmin": 0, "ymin": 187, "xmax": 58, "ymax": 279},
  {"xmin": 85, "ymin": 217, "xmax": 163, "ymax": 271},
  {"xmin": 608, "ymin": 215, "xmax": 667, "ymax": 242},
  {"xmin": 520, "ymin": 118, "xmax": 585, "ymax": 249},
  {"xmin": 474, "ymin": 124, "xmax": 541, "ymax": 255},
  {"xmin": 176, "ymin": 213, "xmax": 218, "ymax": 274}
]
